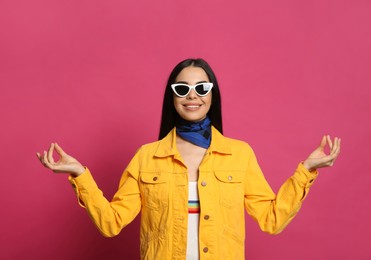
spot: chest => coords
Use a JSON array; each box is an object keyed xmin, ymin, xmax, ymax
[{"xmin": 176, "ymin": 138, "xmax": 207, "ymax": 181}]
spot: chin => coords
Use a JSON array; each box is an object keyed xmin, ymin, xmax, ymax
[{"xmin": 181, "ymin": 115, "xmax": 207, "ymax": 122}]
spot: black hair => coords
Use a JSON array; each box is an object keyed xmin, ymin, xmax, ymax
[{"xmin": 158, "ymin": 58, "xmax": 223, "ymax": 140}]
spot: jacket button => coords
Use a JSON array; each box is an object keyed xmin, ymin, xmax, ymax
[
  {"xmin": 204, "ymin": 215, "xmax": 210, "ymax": 220},
  {"xmin": 228, "ymin": 175, "xmax": 233, "ymax": 181},
  {"xmin": 203, "ymin": 247, "xmax": 208, "ymax": 253},
  {"xmin": 153, "ymin": 177, "xmax": 158, "ymax": 181},
  {"xmin": 201, "ymin": 181, "xmax": 207, "ymax": 187}
]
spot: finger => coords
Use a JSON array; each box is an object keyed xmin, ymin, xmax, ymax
[
  {"xmin": 338, "ymin": 138, "xmax": 341, "ymax": 152},
  {"xmin": 331, "ymin": 138, "xmax": 341, "ymax": 159},
  {"xmin": 54, "ymin": 143, "xmax": 67, "ymax": 157},
  {"xmin": 320, "ymin": 154, "xmax": 337, "ymax": 167},
  {"xmin": 327, "ymin": 139, "xmax": 341, "ymax": 164},
  {"xmin": 47, "ymin": 143, "xmax": 55, "ymax": 164},
  {"xmin": 36, "ymin": 152, "xmax": 45, "ymax": 164},
  {"xmin": 42, "ymin": 151, "xmax": 50, "ymax": 168},
  {"xmin": 318, "ymin": 135, "xmax": 327, "ymax": 150},
  {"xmin": 36, "ymin": 152, "xmax": 45, "ymax": 165},
  {"xmin": 43, "ymin": 150, "xmax": 55, "ymax": 169},
  {"xmin": 330, "ymin": 137, "xmax": 339, "ymax": 155},
  {"xmin": 44, "ymin": 160, "xmax": 57, "ymax": 171},
  {"xmin": 336, "ymin": 137, "xmax": 341, "ymax": 151},
  {"xmin": 327, "ymin": 135, "xmax": 333, "ymax": 150},
  {"xmin": 332, "ymin": 137, "xmax": 340, "ymax": 154}
]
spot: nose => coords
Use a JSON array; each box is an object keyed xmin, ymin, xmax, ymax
[{"xmin": 186, "ymin": 89, "xmax": 197, "ymax": 99}]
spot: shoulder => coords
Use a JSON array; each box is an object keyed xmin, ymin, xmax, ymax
[
  {"xmin": 211, "ymin": 128, "xmax": 255, "ymax": 156},
  {"xmin": 135, "ymin": 139, "xmax": 162, "ymax": 155},
  {"xmin": 222, "ymin": 135, "xmax": 255, "ymax": 153},
  {"xmin": 124, "ymin": 140, "xmax": 162, "ymax": 172},
  {"xmin": 135, "ymin": 130, "xmax": 175, "ymax": 158}
]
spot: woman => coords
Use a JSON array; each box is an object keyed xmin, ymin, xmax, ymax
[{"xmin": 37, "ymin": 58, "xmax": 341, "ymax": 259}]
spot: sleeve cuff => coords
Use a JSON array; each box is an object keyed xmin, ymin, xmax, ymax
[
  {"xmin": 68, "ymin": 167, "xmax": 98, "ymax": 190},
  {"xmin": 294, "ymin": 162, "xmax": 319, "ymax": 188},
  {"xmin": 68, "ymin": 167, "xmax": 97, "ymax": 208}
]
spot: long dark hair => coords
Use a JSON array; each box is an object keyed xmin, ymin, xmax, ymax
[{"xmin": 159, "ymin": 58, "xmax": 223, "ymax": 140}]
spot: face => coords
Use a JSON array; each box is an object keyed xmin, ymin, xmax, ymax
[{"xmin": 173, "ymin": 66, "xmax": 212, "ymax": 122}]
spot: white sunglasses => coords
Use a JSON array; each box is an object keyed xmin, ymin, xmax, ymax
[{"xmin": 171, "ymin": 82, "xmax": 213, "ymax": 97}]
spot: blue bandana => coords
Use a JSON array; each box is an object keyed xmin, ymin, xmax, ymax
[{"xmin": 176, "ymin": 117, "xmax": 212, "ymax": 149}]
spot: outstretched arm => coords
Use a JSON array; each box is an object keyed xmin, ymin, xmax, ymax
[
  {"xmin": 36, "ymin": 143, "xmax": 85, "ymax": 177},
  {"xmin": 36, "ymin": 143, "xmax": 141, "ymax": 237},
  {"xmin": 245, "ymin": 135, "xmax": 341, "ymax": 234}
]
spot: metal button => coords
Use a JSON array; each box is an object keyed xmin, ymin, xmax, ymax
[
  {"xmin": 204, "ymin": 215, "xmax": 210, "ymax": 220},
  {"xmin": 153, "ymin": 176, "xmax": 158, "ymax": 181},
  {"xmin": 203, "ymin": 247, "xmax": 208, "ymax": 253},
  {"xmin": 201, "ymin": 181, "xmax": 207, "ymax": 187},
  {"xmin": 228, "ymin": 175, "xmax": 233, "ymax": 181}
]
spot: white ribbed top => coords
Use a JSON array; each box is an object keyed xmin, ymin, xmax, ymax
[{"xmin": 186, "ymin": 181, "xmax": 200, "ymax": 260}]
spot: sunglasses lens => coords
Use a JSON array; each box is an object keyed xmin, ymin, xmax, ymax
[
  {"xmin": 174, "ymin": 85, "xmax": 190, "ymax": 96},
  {"xmin": 195, "ymin": 83, "xmax": 211, "ymax": 96}
]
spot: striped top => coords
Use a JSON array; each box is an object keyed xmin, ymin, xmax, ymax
[{"xmin": 188, "ymin": 200, "xmax": 200, "ymax": 214}]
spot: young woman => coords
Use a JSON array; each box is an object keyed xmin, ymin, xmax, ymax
[{"xmin": 37, "ymin": 58, "xmax": 341, "ymax": 260}]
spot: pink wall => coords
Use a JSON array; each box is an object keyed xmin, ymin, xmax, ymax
[{"xmin": 1, "ymin": 0, "xmax": 370, "ymax": 259}]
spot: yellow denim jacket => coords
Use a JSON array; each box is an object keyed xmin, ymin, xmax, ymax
[{"xmin": 69, "ymin": 127, "xmax": 318, "ymax": 259}]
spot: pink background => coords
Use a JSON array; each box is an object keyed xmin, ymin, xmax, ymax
[{"xmin": 1, "ymin": 0, "xmax": 370, "ymax": 259}]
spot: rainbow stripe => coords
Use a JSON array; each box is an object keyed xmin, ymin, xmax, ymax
[{"xmin": 188, "ymin": 200, "xmax": 200, "ymax": 214}]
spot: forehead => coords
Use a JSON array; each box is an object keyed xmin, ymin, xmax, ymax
[{"xmin": 175, "ymin": 66, "xmax": 210, "ymax": 84}]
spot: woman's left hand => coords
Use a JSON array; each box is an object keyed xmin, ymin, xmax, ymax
[{"xmin": 303, "ymin": 135, "xmax": 341, "ymax": 172}]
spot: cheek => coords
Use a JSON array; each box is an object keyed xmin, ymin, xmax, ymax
[
  {"xmin": 203, "ymin": 95, "xmax": 212, "ymax": 107},
  {"xmin": 173, "ymin": 97, "xmax": 182, "ymax": 112},
  {"xmin": 172, "ymin": 94, "xmax": 178, "ymax": 106}
]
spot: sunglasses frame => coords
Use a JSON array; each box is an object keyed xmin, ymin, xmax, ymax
[{"xmin": 171, "ymin": 82, "xmax": 214, "ymax": 97}]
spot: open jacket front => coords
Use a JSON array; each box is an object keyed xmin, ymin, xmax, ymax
[{"xmin": 69, "ymin": 127, "xmax": 318, "ymax": 260}]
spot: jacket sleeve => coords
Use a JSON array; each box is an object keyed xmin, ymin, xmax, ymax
[
  {"xmin": 244, "ymin": 146, "xmax": 318, "ymax": 235},
  {"xmin": 68, "ymin": 149, "xmax": 142, "ymax": 237}
]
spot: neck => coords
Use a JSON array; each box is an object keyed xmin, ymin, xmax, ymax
[{"xmin": 175, "ymin": 116, "xmax": 211, "ymax": 149}]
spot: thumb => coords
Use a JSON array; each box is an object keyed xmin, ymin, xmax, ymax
[{"xmin": 54, "ymin": 143, "xmax": 67, "ymax": 157}]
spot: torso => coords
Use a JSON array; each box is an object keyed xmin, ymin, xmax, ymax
[{"xmin": 176, "ymin": 136, "xmax": 207, "ymax": 181}]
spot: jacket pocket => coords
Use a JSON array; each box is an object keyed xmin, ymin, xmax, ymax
[
  {"xmin": 214, "ymin": 170, "xmax": 244, "ymax": 208},
  {"xmin": 140, "ymin": 171, "xmax": 170, "ymax": 210}
]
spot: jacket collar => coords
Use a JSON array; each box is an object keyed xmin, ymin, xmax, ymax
[{"xmin": 154, "ymin": 126, "xmax": 232, "ymax": 158}]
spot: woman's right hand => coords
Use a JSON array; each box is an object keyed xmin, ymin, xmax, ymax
[{"xmin": 36, "ymin": 143, "xmax": 85, "ymax": 177}]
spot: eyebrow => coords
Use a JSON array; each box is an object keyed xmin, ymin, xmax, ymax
[{"xmin": 175, "ymin": 80, "xmax": 208, "ymax": 84}]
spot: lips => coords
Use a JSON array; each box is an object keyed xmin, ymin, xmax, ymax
[{"xmin": 183, "ymin": 103, "xmax": 202, "ymax": 110}]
